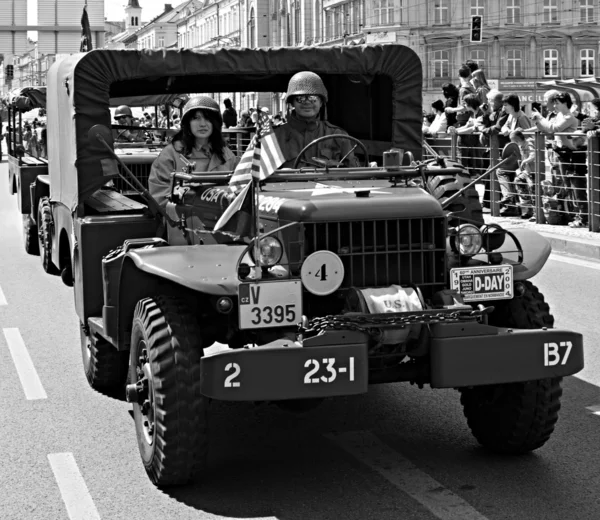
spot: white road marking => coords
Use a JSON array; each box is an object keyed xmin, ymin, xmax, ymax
[
  {"xmin": 549, "ymin": 253, "xmax": 600, "ymax": 271},
  {"xmin": 586, "ymin": 405, "xmax": 600, "ymax": 415},
  {"xmin": 3, "ymin": 328, "xmax": 47, "ymax": 400},
  {"xmin": 0, "ymin": 284, "xmax": 6, "ymax": 305},
  {"xmin": 48, "ymin": 453, "xmax": 101, "ymax": 520},
  {"xmin": 327, "ymin": 431, "xmax": 489, "ymax": 520}
]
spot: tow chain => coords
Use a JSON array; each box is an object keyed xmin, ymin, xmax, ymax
[{"xmin": 301, "ymin": 306, "xmax": 493, "ymax": 338}]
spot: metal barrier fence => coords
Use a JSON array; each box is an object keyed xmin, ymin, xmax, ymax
[{"xmin": 424, "ymin": 132, "xmax": 600, "ymax": 232}]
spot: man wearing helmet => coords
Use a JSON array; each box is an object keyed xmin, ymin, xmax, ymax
[
  {"xmin": 149, "ymin": 95, "xmax": 239, "ymax": 215},
  {"xmin": 113, "ymin": 105, "xmax": 147, "ymax": 142},
  {"xmin": 272, "ymin": 71, "xmax": 358, "ymax": 168}
]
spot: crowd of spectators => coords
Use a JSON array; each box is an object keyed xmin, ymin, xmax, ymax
[
  {"xmin": 0, "ymin": 118, "xmax": 48, "ymax": 161},
  {"xmin": 423, "ymin": 61, "xmax": 599, "ymax": 228}
]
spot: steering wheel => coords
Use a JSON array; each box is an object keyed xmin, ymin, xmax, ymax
[{"xmin": 292, "ymin": 134, "xmax": 370, "ymax": 169}]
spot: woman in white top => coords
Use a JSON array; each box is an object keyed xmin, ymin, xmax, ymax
[
  {"xmin": 424, "ymin": 99, "xmax": 448, "ymax": 136},
  {"xmin": 500, "ymin": 93, "xmax": 532, "ymax": 137}
]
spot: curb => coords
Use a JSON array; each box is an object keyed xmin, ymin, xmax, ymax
[
  {"xmin": 538, "ymin": 232, "xmax": 600, "ymax": 261},
  {"xmin": 483, "ymin": 215, "xmax": 600, "ymax": 262}
]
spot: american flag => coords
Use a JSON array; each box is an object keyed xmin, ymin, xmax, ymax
[
  {"xmin": 228, "ymin": 109, "xmax": 285, "ymax": 193},
  {"xmin": 214, "ymin": 109, "xmax": 284, "ymax": 239}
]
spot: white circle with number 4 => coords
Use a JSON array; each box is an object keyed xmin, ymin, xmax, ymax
[{"xmin": 301, "ymin": 250, "xmax": 345, "ymax": 296}]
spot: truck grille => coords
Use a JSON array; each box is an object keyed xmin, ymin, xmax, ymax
[
  {"xmin": 114, "ymin": 163, "xmax": 152, "ymax": 194},
  {"xmin": 304, "ymin": 218, "xmax": 447, "ymax": 297}
]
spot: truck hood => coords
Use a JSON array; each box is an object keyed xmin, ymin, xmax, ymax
[{"xmin": 190, "ymin": 180, "xmax": 444, "ymax": 223}]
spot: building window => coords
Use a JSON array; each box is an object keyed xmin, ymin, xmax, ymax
[
  {"xmin": 580, "ymin": 0, "xmax": 595, "ymax": 23},
  {"xmin": 471, "ymin": 0, "xmax": 484, "ymax": 17},
  {"xmin": 158, "ymin": 36, "xmax": 165, "ymax": 47},
  {"xmin": 295, "ymin": 0, "xmax": 301, "ymax": 44},
  {"xmin": 374, "ymin": 0, "xmax": 394, "ymax": 25},
  {"xmin": 249, "ymin": 8, "xmax": 256, "ymax": 47},
  {"xmin": 432, "ymin": 50, "xmax": 449, "ymax": 77},
  {"xmin": 581, "ymin": 49, "xmax": 595, "ymax": 76},
  {"xmin": 507, "ymin": 49, "xmax": 522, "ymax": 77},
  {"xmin": 334, "ymin": 6, "xmax": 341, "ymax": 38},
  {"xmin": 434, "ymin": 0, "xmax": 449, "ymax": 24},
  {"xmin": 544, "ymin": 48, "xmax": 559, "ymax": 76},
  {"xmin": 351, "ymin": 0, "xmax": 365, "ymax": 33},
  {"xmin": 543, "ymin": 0, "xmax": 558, "ymax": 23},
  {"xmin": 470, "ymin": 49, "xmax": 485, "ymax": 69},
  {"xmin": 325, "ymin": 9, "xmax": 333, "ymax": 39},
  {"xmin": 506, "ymin": 0, "xmax": 521, "ymax": 24},
  {"xmin": 314, "ymin": 0, "xmax": 321, "ymax": 41}
]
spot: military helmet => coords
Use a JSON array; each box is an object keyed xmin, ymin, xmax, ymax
[
  {"xmin": 181, "ymin": 95, "xmax": 221, "ymax": 125},
  {"xmin": 286, "ymin": 71, "xmax": 328, "ymax": 103},
  {"xmin": 114, "ymin": 105, "xmax": 133, "ymax": 119}
]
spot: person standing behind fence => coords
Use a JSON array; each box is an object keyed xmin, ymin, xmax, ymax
[
  {"xmin": 477, "ymin": 90, "xmax": 509, "ymax": 208},
  {"xmin": 441, "ymin": 83, "xmax": 459, "ymax": 128},
  {"xmin": 222, "ymin": 98, "xmax": 238, "ymax": 128},
  {"xmin": 582, "ymin": 98, "xmax": 600, "ymax": 133},
  {"xmin": 447, "ymin": 93, "xmax": 485, "ymax": 177},
  {"xmin": 531, "ymin": 91, "xmax": 578, "ymax": 196},
  {"xmin": 424, "ymin": 100, "xmax": 448, "ymax": 136},
  {"xmin": 565, "ymin": 131, "xmax": 588, "ymax": 228},
  {"xmin": 500, "ymin": 94, "xmax": 531, "ymax": 137},
  {"xmin": 472, "ymin": 69, "xmax": 490, "ymax": 106},
  {"xmin": 446, "ymin": 65, "xmax": 482, "ymax": 176},
  {"xmin": 510, "ymin": 130, "xmax": 536, "ymax": 219}
]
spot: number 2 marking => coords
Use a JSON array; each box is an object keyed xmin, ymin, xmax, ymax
[
  {"xmin": 224, "ymin": 362, "xmax": 241, "ymax": 387},
  {"xmin": 304, "ymin": 359, "xmax": 320, "ymax": 384}
]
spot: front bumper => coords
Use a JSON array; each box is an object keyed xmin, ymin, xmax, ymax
[
  {"xmin": 199, "ymin": 324, "xmax": 583, "ymax": 400},
  {"xmin": 428, "ymin": 322, "xmax": 583, "ymax": 388}
]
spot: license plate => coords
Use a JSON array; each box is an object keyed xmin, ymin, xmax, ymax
[
  {"xmin": 450, "ymin": 265, "xmax": 513, "ymax": 302},
  {"xmin": 238, "ymin": 280, "xmax": 302, "ymax": 329}
]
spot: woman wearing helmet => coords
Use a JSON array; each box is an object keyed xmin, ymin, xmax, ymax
[
  {"xmin": 149, "ymin": 95, "xmax": 239, "ymax": 212},
  {"xmin": 273, "ymin": 71, "xmax": 358, "ymax": 168}
]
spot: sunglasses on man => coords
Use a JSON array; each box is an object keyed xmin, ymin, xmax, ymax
[{"xmin": 294, "ymin": 95, "xmax": 320, "ymax": 104}]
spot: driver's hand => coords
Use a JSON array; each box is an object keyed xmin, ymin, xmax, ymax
[
  {"xmin": 165, "ymin": 202, "xmax": 179, "ymax": 222},
  {"xmin": 369, "ymin": 161, "xmax": 378, "ymax": 168}
]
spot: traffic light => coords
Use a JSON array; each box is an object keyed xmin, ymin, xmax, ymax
[
  {"xmin": 5, "ymin": 65, "xmax": 13, "ymax": 80},
  {"xmin": 470, "ymin": 15, "xmax": 482, "ymax": 42}
]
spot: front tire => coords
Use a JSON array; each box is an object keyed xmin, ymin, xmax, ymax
[
  {"xmin": 37, "ymin": 197, "xmax": 59, "ymax": 274},
  {"xmin": 459, "ymin": 281, "xmax": 562, "ymax": 454},
  {"xmin": 23, "ymin": 215, "xmax": 39, "ymax": 255},
  {"xmin": 81, "ymin": 325, "xmax": 129, "ymax": 392},
  {"xmin": 130, "ymin": 296, "xmax": 208, "ymax": 487}
]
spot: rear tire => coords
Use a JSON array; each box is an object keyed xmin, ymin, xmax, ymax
[
  {"xmin": 130, "ymin": 296, "xmax": 208, "ymax": 487},
  {"xmin": 427, "ymin": 171, "xmax": 484, "ymax": 227},
  {"xmin": 23, "ymin": 215, "xmax": 39, "ymax": 255},
  {"xmin": 81, "ymin": 325, "xmax": 129, "ymax": 392},
  {"xmin": 37, "ymin": 197, "xmax": 59, "ymax": 274},
  {"xmin": 459, "ymin": 281, "xmax": 562, "ymax": 454}
]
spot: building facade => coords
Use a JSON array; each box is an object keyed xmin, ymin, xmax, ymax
[{"xmin": 98, "ymin": 0, "xmax": 600, "ymax": 114}]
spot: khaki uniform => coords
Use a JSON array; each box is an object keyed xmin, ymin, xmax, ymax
[
  {"xmin": 149, "ymin": 141, "xmax": 239, "ymax": 210},
  {"xmin": 272, "ymin": 114, "xmax": 358, "ymax": 168}
]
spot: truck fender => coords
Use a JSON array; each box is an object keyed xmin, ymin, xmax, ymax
[
  {"xmin": 114, "ymin": 244, "xmax": 249, "ymax": 349},
  {"xmin": 125, "ymin": 244, "xmax": 249, "ymax": 295},
  {"xmin": 501, "ymin": 228, "xmax": 551, "ymax": 280},
  {"xmin": 31, "ymin": 174, "xmax": 51, "ymax": 221}
]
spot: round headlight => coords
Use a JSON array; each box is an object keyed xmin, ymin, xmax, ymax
[
  {"xmin": 453, "ymin": 224, "xmax": 483, "ymax": 256},
  {"xmin": 252, "ymin": 236, "xmax": 283, "ymax": 267}
]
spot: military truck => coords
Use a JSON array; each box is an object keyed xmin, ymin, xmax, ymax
[
  {"xmin": 3, "ymin": 86, "xmax": 49, "ymax": 255},
  {"xmin": 40, "ymin": 45, "xmax": 583, "ymax": 487}
]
